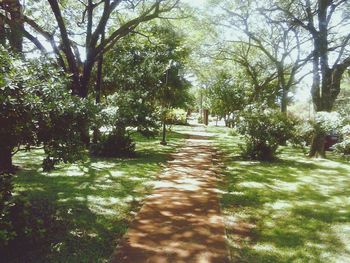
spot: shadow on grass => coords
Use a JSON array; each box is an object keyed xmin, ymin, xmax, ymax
[
  {"xmin": 7, "ymin": 131, "xmax": 187, "ymax": 263},
  {"xmin": 212, "ymin": 129, "xmax": 350, "ymax": 263}
]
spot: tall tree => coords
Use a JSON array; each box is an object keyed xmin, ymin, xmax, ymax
[
  {"xmin": 271, "ymin": 0, "xmax": 350, "ymax": 157},
  {"xmin": 0, "ymin": 0, "xmax": 179, "ymax": 97},
  {"xmin": 215, "ymin": 0, "xmax": 311, "ymax": 113}
]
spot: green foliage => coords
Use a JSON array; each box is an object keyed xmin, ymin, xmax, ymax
[
  {"xmin": 212, "ymin": 126, "xmax": 350, "ymax": 262},
  {"xmin": 0, "ymin": 173, "xmax": 14, "ymax": 247},
  {"xmin": 228, "ymin": 128, "xmax": 239, "ymax": 137},
  {"xmin": 313, "ymin": 111, "xmax": 342, "ymax": 134},
  {"xmin": 0, "ymin": 193, "xmax": 73, "ymax": 262},
  {"xmin": 333, "ymin": 125, "xmax": 350, "ymax": 155},
  {"xmin": 5, "ymin": 129, "xmax": 186, "ymax": 262},
  {"xmin": 290, "ymin": 120, "xmax": 314, "ymax": 148},
  {"xmin": 165, "ymin": 108, "xmax": 188, "ymax": 125},
  {"xmin": 101, "ymin": 25, "xmax": 193, "ymax": 133},
  {"xmin": 236, "ymin": 105, "xmax": 296, "ymax": 160},
  {"xmin": 206, "ymin": 70, "xmax": 247, "ymax": 117},
  {"xmin": 90, "ymin": 129, "xmax": 136, "ymax": 158},
  {"xmin": 0, "ymin": 50, "xmax": 37, "ymax": 158},
  {"xmin": 0, "ymin": 48, "xmax": 97, "ymax": 171},
  {"xmin": 99, "ymin": 92, "xmax": 160, "ymax": 135}
]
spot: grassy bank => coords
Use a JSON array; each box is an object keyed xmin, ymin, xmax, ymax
[
  {"xmin": 207, "ymin": 126, "xmax": 350, "ymax": 263},
  {"xmin": 7, "ymin": 130, "xmax": 186, "ymax": 263}
]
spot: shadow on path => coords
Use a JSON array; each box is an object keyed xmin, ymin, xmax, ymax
[{"xmin": 111, "ymin": 127, "xmax": 229, "ymax": 263}]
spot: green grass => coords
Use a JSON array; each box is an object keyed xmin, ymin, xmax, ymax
[
  {"xmin": 9, "ymin": 129, "xmax": 187, "ymax": 263},
  {"xmin": 206, "ymin": 126, "xmax": 350, "ymax": 263}
]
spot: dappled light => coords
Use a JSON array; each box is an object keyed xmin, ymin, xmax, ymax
[
  {"xmin": 113, "ymin": 130, "xmax": 228, "ymax": 263},
  {"xmin": 211, "ymin": 126, "xmax": 350, "ymax": 262},
  {"xmin": 7, "ymin": 131, "xmax": 186, "ymax": 262},
  {"xmin": 2, "ymin": 0, "xmax": 350, "ymax": 261}
]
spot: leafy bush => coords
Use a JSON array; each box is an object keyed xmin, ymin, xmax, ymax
[
  {"xmin": 289, "ymin": 120, "xmax": 314, "ymax": 148},
  {"xmin": 197, "ymin": 115, "xmax": 203, "ymax": 124},
  {"xmin": 95, "ymin": 93, "xmax": 160, "ymax": 139},
  {"xmin": 165, "ymin": 108, "xmax": 188, "ymax": 125},
  {"xmin": 236, "ymin": 106, "xmax": 296, "ymax": 160},
  {"xmin": 90, "ymin": 129, "xmax": 136, "ymax": 157},
  {"xmin": 313, "ymin": 111, "xmax": 342, "ymax": 134},
  {"xmin": 0, "ymin": 194, "xmax": 68, "ymax": 261},
  {"xmin": 228, "ymin": 128, "xmax": 239, "ymax": 137},
  {"xmin": 0, "ymin": 48, "xmax": 97, "ymax": 172},
  {"xmin": 333, "ymin": 125, "xmax": 350, "ymax": 155},
  {"xmin": 1, "ymin": 173, "xmax": 63, "ymax": 256}
]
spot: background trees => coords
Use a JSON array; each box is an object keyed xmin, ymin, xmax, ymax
[{"xmin": 194, "ymin": 0, "xmax": 350, "ymax": 157}]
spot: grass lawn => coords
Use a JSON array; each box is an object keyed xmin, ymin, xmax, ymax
[
  {"xmin": 207, "ymin": 126, "xmax": 350, "ymax": 263},
  {"xmin": 7, "ymin": 129, "xmax": 186, "ymax": 263}
]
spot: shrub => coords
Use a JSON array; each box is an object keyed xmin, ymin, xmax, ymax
[
  {"xmin": 333, "ymin": 125, "xmax": 350, "ymax": 155},
  {"xmin": 0, "ymin": 194, "xmax": 68, "ymax": 261},
  {"xmin": 197, "ymin": 115, "xmax": 203, "ymax": 124},
  {"xmin": 90, "ymin": 129, "xmax": 135, "ymax": 157},
  {"xmin": 0, "ymin": 48, "xmax": 97, "ymax": 172},
  {"xmin": 290, "ymin": 120, "xmax": 314, "ymax": 148},
  {"xmin": 236, "ymin": 106, "xmax": 296, "ymax": 160},
  {"xmin": 228, "ymin": 128, "xmax": 239, "ymax": 137},
  {"xmin": 165, "ymin": 108, "xmax": 188, "ymax": 125},
  {"xmin": 313, "ymin": 111, "xmax": 342, "ymax": 134}
]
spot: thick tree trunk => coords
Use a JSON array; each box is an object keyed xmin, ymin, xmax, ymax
[
  {"xmin": 1, "ymin": 0, "xmax": 23, "ymax": 52},
  {"xmin": 309, "ymin": 132, "xmax": 326, "ymax": 158},
  {"xmin": 7, "ymin": 0, "xmax": 23, "ymax": 53},
  {"xmin": 309, "ymin": 68, "xmax": 342, "ymax": 157},
  {"xmin": 0, "ymin": 147, "xmax": 13, "ymax": 173}
]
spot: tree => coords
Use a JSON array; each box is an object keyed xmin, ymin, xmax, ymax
[
  {"xmin": 206, "ymin": 70, "xmax": 247, "ymax": 125},
  {"xmin": 270, "ymin": 0, "xmax": 350, "ymax": 157},
  {"xmin": 0, "ymin": 0, "xmax": 180, "ymax": 97},
  {"xmin": 216, "ymin": 43, "xmax": 280, "ymax": 106},
  {"xmin": 101, "ymin": 24, "xmax": 192, "ymax": 130},
  {"xmin": 0, "ymin": 49, "xmax": 96, "ymax": 173},
  {"xmin": 211, "ymin": 0, "xmax": 311, "ymax": 114}
]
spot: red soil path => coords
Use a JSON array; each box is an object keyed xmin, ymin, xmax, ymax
[{"xmin": 111, "ymin": 129, "xmax": 229, "ymax": 263}]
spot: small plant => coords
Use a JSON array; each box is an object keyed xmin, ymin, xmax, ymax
[
  {"xmin": 228, "ymin": 128, "xmax": 239, "ymax": 137},
  {"xmin": 236, "ymin": 106, "xmax": 296, "ymax": 160},
  {"xmin": 333, "ymin": 125, "xmax": 350, "ymax": 156},
  {"xmin": 90, "ymin": 129, "xmax": 135, "ymax": 157}
]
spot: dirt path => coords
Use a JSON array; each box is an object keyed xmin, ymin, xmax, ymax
[{"xmin": 111, "ymin": 128, "xmax": 229, "ymax": 263}]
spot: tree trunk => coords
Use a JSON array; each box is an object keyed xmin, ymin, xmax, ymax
[
  {"xmin": 92, "ymin": 32, "xmax": 104, "ymax": 144},
  {"xmin": 309, "ymin": 67, "xmax": 343, "ymax": 157},
  {"xmin": 7, "ymin": 0, "xmax": 23, "ymax": 53},
  {"xmin": 0, "ymin": 14, "xmax": 6, "ymax": 46},
  {"xmin": 0, "ymin": 147, "xmax": 13, "ymax": 173},
  {"xmin": 1, "ymin": 0, "xmax": 23, "ymax": 52},
  {"xmin": 281, "ymin": 86, "xmax": 288, "ymax": 114},
  {"xmin": 309, "ymin": 132, "xmax": 326, "ymax": 158}
]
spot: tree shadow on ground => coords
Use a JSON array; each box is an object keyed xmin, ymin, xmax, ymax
[
  {"xmin": 216, "ymin": 137, "xmax": 350, "ymax": 263},
  {"xmin": 7, "ymin": 131, "xmax": 186, "ymax": 263}
]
